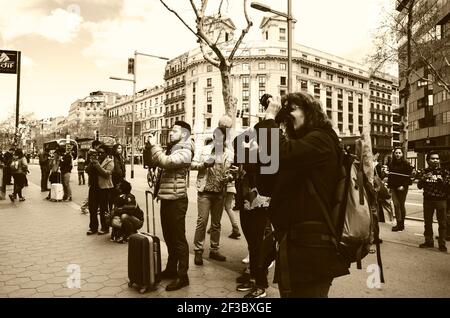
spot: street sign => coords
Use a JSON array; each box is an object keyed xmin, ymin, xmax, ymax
[{"xmin": 0, "ymin": 50, "xmax": 18, "ymax": 74}]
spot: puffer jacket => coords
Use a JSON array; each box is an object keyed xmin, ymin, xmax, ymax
[
  {"xmin": 191, "ymin": 144, "xmax": 233, "ymax": 193},
  {"xmin": 86, "ymin": 156, "xmax": 114, "ymax": 189},
  {"xmin": 151, "ymin": 139, "xmax": 194, "ymax": 200}
]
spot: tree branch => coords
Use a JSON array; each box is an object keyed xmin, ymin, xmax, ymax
[
  {"xmin": 159, "ymin": 0, "xmax": 198, "ymax": 39},
  {"xmin": 199, "ymin": 40, "xmax": 220, "ymax": 67},
  {"xmin": 229, "ymin": 0, "xmax": 253, "ymax": 60}
]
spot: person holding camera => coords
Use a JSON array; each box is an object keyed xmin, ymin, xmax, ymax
[
  {"xmin": 148, "ymin": 121, "xmax": 194, "ymax": 292},
  {"xmin": 191, "ymin": 126, "xmax": 233, "ymax": 266},
  {"xmin": 256, "ymin": 92, "xmax": 349, "ymax": 298},
  {"xmin": 85, "ymin": 144, "xmax": 114, "ymax": 236}
]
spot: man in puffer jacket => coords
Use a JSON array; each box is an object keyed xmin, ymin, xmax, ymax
[{"xmin": 149, "ymin": 121, "xmax": 194, "ymax": 292}]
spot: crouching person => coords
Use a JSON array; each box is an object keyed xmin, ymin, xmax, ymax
[{"xmin": 111, "ymin": 180, "xmax": 143, "ymax": 243}]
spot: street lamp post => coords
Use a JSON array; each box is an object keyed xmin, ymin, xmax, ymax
[
  {"xmin": 251, "ymin": 1, "xmax": 295, "ymax": 93},
  {"xmin": 110, "ymin": 51, "xmax": 169, "ymax": 179}
]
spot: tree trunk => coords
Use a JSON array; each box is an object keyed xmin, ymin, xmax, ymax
[{"xmin": 219, "ymin": 64, "xmax": 236, "ymax": 127}]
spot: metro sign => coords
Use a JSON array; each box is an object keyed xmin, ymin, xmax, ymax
[{"xmin": 0, "ymin": 50, "xmax": 18, "ymax": 74}]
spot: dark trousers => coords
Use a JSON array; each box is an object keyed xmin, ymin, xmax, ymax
[
  {"xmin": 40, "ymin": 168, "xmax": 50, "ymax": 190},
  {"xmin": 392, "ymin": 188, "xmax": 408, "ymax": 225},
  {"xmin": 88, "ymin": 187, "xmax": 110, "ymax": 232},
  {"xmin": 12, "ymin": 174, "xmax": 25, "ymax": 198},
  {"xmin": 279, "ymin": 279, "xmax": 332, "ymax": 298},
  {"xmin": 160, "ymin": 197, "xmax": 189, "ymax": 279},
  {"xmin": 78, "ymin": 172, "xmax": 85, "ymax": 185},
  {"xmin": 447, "ymin": 197, "xmax": 450, "ymax": 239},
  {"xmin": 240, "ymin": 207, "xmax": 270, "ymax": 288},
  {"xmin": 423, "ymin": 199, "xmax": 447, "ymax": 246}
]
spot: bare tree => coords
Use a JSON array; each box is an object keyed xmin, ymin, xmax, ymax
[
  {"xmin": 367, "ymin": 0, "xmax": 449, "ymax": 153},
  {"xmin": 159, "ymin": 0, "xmax": 253, "ymax": 127}
]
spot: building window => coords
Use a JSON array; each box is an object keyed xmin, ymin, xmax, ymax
[
  {"xmin": 280, "ymin": 89, "xmax": 287, "ymax": 96},
  {"xmin": 314, "ymin": 70, "xmax": 321, "ymax": 78},
  {"xmin": 242, "ymin": 90, "xmax": 249, "ymax": 101},
  {"xmin": 338, "ymin": 77, "xmax": 344, "ymax": 84},
  {"xmin": 259, "ymin": 90, "xmax": 266, "ymax": 100},
  {"xmin": 314, "ymin": 83, "xmax": 320, "ymax": 97},
  {"xmin": 207, "ymin": 78, "xmax": 212, "ymax": 87},
  {"xmin": 359, "ymin": 82, "xmax": 364, "ymax": 89},
  {"xmin": 280, "ymin": 77, "xmax": 287, "ymax": 86},
  {"xmin": 301, "ymin": 67, "xmax": 309, "ymax": 75},
  {"xmin": 242, "ymin": 117, "xmax": 250, "ymax": 127},
  {"xmin": 301, "ymin": 80, "xmax": 308, "ymax": 91},
  {"xmin": 315, "ymin": 58, "xmax": 320, "ymax": 62},
  {"xmin": 242, "ymin": 76, "xmax": 250, "ymax": 88},
  {"xmin": 338, "ymin": 100, "xmax": 343, "ymax": 111},
  {"xmin": 279, "ymin": 28, "xmax": 286, "ymax": 41},
  {"xmin": 192, "ymin": 107, "xmax": 195, "ymax": 118},
  {"xmin": 280, "ymin": 63, "xmax": 287, "ymax": 70},
  {"xmin": 258, "ymin": 76, "xmax": 266, "ymax": 87},
  {"xmin": 265, "ymin": 31, "xmax": 268, "ymax": 40},
  {"xmin": 280, "ymin": 49, "xmax": 287, "ymax": 55},
  {"xmin": 338, "ymin": 113, "xmax": 343, "ymax": 122},
  {"xmin": 326, "ymin": 73, "xmax": 333, "ymax": 81},
  {"xmin": 337, "ymin": 88, "xmax": 343, "ymax": 99},
  {"xmin": 258, "ymin": 62, "xmax": 266, "ymax": 70},
  {"xmin": 207, "ymin": 91, "xmax": 212, "ymax": 103},
  {"xmin": 207, "ymin": 104, "xmax": 212, "ymax": 113},
  {"xmin": 207, "ymin": 65, "xmax": 213, "ymax": 72},
  {"xmin": 242, "ymin": 63, "xmax": 249, "ymax": 71},
  {"xmin": 206, "ymin": 118, "xmax": 211, "ymax": 128},
  {"xmin": 349, "ymin": 79, "xmax": 354, "ymax": 86},
  {"xmin": 338, "ymin": 123, "xmax": 343, "ymax": 132},
  {"xmin": 327, "ymin": 61, "xmax": 332, "ymax": 66},
  {"xmin": 259, "ymin": 49, "xmax": 266, "ymax": 55}
]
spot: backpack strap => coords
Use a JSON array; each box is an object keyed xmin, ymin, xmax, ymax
[{"xmin": 305, "ymin": 179, "xmax": 338, "ymax": 245}]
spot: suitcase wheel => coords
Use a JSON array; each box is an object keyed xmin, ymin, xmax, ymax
[{"xmin": 139, "ymin": 287, "xmax": 147, "ymax": 294}]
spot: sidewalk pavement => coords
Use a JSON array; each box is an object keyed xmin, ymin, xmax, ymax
[{"xmin": 1, "ymin": 176, "xmax": 450, "ymax": 298}]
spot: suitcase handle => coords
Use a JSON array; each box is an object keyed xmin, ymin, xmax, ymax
[{"xmin": 145, "ymin": 190, "xmax": 156, "ymax": 235}]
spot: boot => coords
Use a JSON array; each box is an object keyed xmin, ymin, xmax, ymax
[{"xmin": 194, "ymin": 251, "xmax": 203, "ymax": 266}]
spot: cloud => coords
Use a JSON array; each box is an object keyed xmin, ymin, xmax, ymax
[{"xmin": 0, "ymin": 4, "xmax": 83, "ymax": 43}]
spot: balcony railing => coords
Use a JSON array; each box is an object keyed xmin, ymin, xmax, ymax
[
  {"xmin": 165, "ymin": 80, "xmax": 186, "ymax": 92},
  {"xmin": 164, "ymin": 94, "xmax": 186, "ymax": 105},
  {"xmin": 164, "ymin": 108, "xmax": 185, "ymax": 116}
]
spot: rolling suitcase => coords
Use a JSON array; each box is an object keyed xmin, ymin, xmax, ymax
[
  {"xmin": 127, "ymin": 190, "xmax": 162, "ymax": 293},
  {"xmin": 50, "ymin": 172, "xmax": 64, "ymax": 201}
]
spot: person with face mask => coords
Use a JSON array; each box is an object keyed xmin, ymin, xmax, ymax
[
  {"xmin": 255, "ymin": 92, "xmax": 350, "ymax": 298},
  {"xmin": 148, "ymin": 121, "xmax": 194, "ymax": 292},
  {"xmin": 417, "ymin": 151, "xmax": 450, "ymax": 252},
  {"xmin": 387, "ymin": 147, "xmax": 413, "ymax": 232}
]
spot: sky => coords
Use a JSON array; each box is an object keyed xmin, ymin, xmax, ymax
[{"xmin": 0, "ymin": 0, "xmax": 396, "ymax": 121}]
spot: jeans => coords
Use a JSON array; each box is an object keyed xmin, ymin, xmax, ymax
[
  {"xmin": 121, "ymin": 214, "xmax": 143, "ymax": 237},
  {"xmin": 62, "ymin": 172, "xmax": 72, "ymax": 198},
  {"xmin": 12, "ymin": 174, "xmax": 26, "ymax": 198},
  {"xmin": 160, "ymin": 197, "xmax": 189, "ymax": 278},
  {"xmin": 40, "ymin": 168, "xmax": 50, "ymax": 190},
  {"xmin": 194, "ymin": 192, "xmax": 225, "ymax": 253},
  {"xmin": 88, "ymin": 187, "xmax": 110, "ymax": 232},
  {"xmin": 423, "ymin": 199, "xmax": 447, "ymax": 246},
  {"xmin": 391, "ymin": 188, "xmax": 408, "ymax": 224},
  {"xmin": 240, "ymin": 207, "xmax": 271, "ymax": 288},
  {"xmin": 78, "ymin": 172, "xmax": 85, "ymax": 185},
  {"xmin": 224, "ymin": 192, "xmax": 240, "ymax": 234},
  {"xmin": 279, "ymin": 279, "xmax": 332, "ymax": 298}
]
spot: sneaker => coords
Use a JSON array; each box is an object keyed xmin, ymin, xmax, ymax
[
  {"xmin": 236, "ymin": 272, "xmax": 251, "ymax": 284},
  {"xmin": 86, "ymin": 230, "xmax": 97, "ymax": 235},
  {"xmin": 8, "ymin": 194, "xmax": 15, "ymax": 202},
  {"xmin": 242, "ymin": 255, "xmax": 250, "ymax": 264},
  {"xmin": 244, "ymin": 287, "xmax": 266, "ymax": 298},
  {"xmin": 228, "ymin": 232, "xmax": 241, "ymax": 239},
  {"xmin": 439, "ymin": 246, "xmax": 447, "ymax": 252},
  {"xmin": 392, "ymin": 225, "xmax": 403, "ymax": 232},
  {"xmin": 209, "ymin": 251, "xmax": 226, "ymax": 262},
  {"xmin": 19, "ymin": 197, "xmax": 25, "ymax": 202},
  {"xmin": 419, "ymin": 242, "xmax": 434, "ymax": 248},
  {"xmin": 236, "ymin": 281, "xmax": 255, "ymax": 292}
]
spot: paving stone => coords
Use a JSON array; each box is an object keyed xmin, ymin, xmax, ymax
[
  {"xmin": 103, "ymin": 279, "xmax": 125, "ymax": 287},
  {"xmin": 79, "ymin": 283, "xmax": 104, "ymax": 291},
  {"xmin": 16, "ymin": 271, "xmax": 40, "ymax": 278},
  {"xmin": 30, "ymin": 293, "xmax": 55, "ymax": 298},
  {"xmin": 53, "ymin": 288, "xmax": 81, "ymax": 297},
  {"xmin": 30, "ymin": 274, "xmax": 54, "ymax": 281},
  {"xmin": 72, "ymin": 291, "xmax": 99, "ymax": 298},
  {"xmin": 46, "ymin": 276, "xmax": 67, "ymax": 284},
  {"xmin": 0, "ymin": 285, "xmax": 20, "ymax": 294},
  {"xmin": 203, "ymin": 287, "xmax": 229, "ymax": 298},
  {"xmin": 86, "ymin": 276, "xmax": 109, "ymax": 283},
  {"xmin": 97, "ymin": 287, "xmax": 123, "ymax": 296},
  {"xmin": 20, "ymin": 280, "xmax": 47, "ymax": 289},
  {"xmin": 5, "ymin": 277, "xmax": 31, "ymax": 286},
  {"xmin": 204, "ymin": 279, "xmax": 225, "ymax": 288},
  {"xmin": 1, "ymin": 268, "xmax": 26, "ymax": 275},
  {"xmin": 37, "ymin": 284, "xmax": 62, "ymax": 293},
  {"xmin": 8, "ymin": 288, "xmax": 37, "ymax": 298}
]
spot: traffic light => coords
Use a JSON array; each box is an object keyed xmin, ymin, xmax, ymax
[
  {"xmin": 236, "ymin": 110, "xmax": 244, "ymax": 118},
  {"xmin": 128, "ymin": 58, "xmax": 135, "ymax": 75},
  {"xmin": 94, "ymin": 130, "xmax": 99, "ymax": 141}
]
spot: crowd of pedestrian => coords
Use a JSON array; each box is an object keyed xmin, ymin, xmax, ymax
[{"xmin": 2, "ymin": 91, "xmax": 450, "ymax": 299}]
